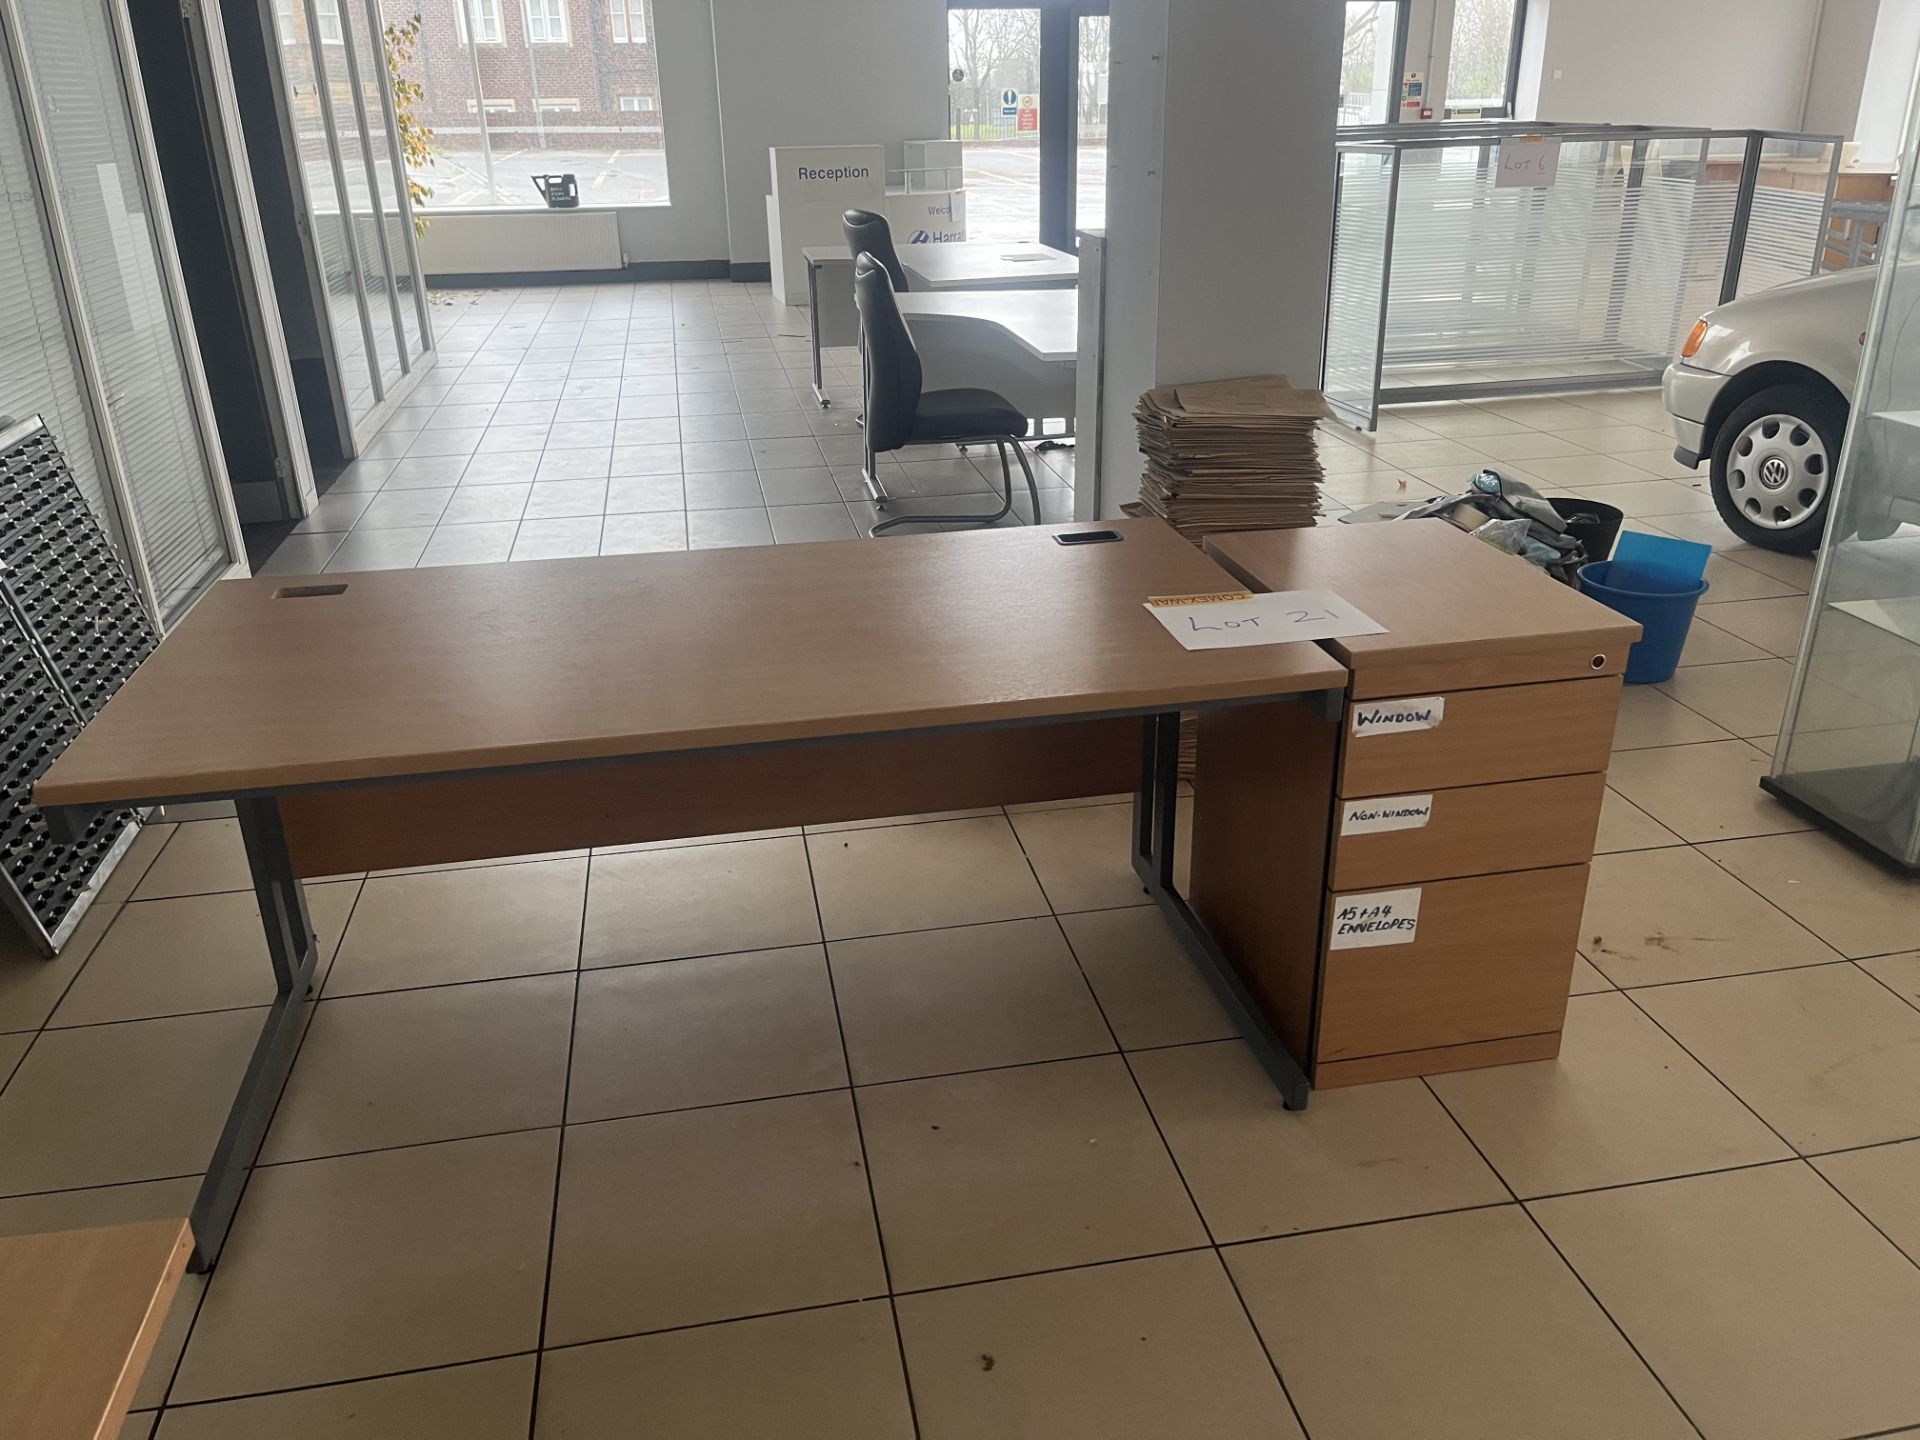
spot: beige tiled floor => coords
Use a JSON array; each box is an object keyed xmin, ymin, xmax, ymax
[{"xmin": 6, "ymin": 382, "xmax": 1920, "ymax": 1436}]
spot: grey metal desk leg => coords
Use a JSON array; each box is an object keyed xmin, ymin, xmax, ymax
[
  {"xmin": 187, "ymin": 796, "xmax": 318, "ymax": 1271},
  {"xmin": 1132, "ymin": 711, "xmax": 1311, "ymax": 1110},
  {"xmin": 808, "ymin": 261, "xmax": 832, "ymax": 409}
]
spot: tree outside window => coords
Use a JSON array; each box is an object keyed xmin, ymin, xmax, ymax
[{"xmin": 1445, "ymin": 0, "xmax": 1520, "ymax": 112}]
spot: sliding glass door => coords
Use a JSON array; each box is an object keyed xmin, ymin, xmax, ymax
[{"xmin": 947, "ymin": 0, "xmax": 1107, "ymax": 251}]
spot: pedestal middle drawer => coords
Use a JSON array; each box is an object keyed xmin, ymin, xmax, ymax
[{"xmin": 1331, "ymin": 771, "xmax": 1607, "ymax": 890}]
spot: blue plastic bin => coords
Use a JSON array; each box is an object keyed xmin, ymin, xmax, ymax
[{"xmin": 1578, "ymin": 561, "xmax": 1711, "ymax": 684}]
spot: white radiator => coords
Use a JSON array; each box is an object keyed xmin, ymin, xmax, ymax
[{"xmin": 416, "ymin": 209, "xmax": 623, "ymax": 275}]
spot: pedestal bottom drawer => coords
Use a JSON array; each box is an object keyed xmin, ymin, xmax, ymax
[{"xmin": 1315, "ymin": 864, "xmax": 1588, "ymax": 1062}]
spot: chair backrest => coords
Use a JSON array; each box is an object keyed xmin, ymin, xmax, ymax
[
  {"xmin": 853, "ymin": 252, "xmax": 921, "ymax": 455},
  {"xmin": 843, "ymin": 208, "xmax": 907, "ymax": 291}
]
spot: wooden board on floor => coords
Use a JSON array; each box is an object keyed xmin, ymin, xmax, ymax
[{"xmin": 0, "ymin": 1219, "xmax": 192, "ymax": 1440}]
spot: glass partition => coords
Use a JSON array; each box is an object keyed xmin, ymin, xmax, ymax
[
  {"xmin": 268, "ymin": 0, "xmax": 431, "ymax": 445},
  {"xmin": 1325, "ymin": 146, "xmax": 1397, "ymax": 426},
  {"xmin": 1768, "ymin": 123, "xmax": 1920, "ymax": 870},
  {"xmin": 12, "ymin": 0, "xmax": 233, "ymax": 623}
]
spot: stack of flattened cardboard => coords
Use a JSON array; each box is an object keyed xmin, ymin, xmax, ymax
[{"xmin": 1129, "ymin": 374, "xmax": 1331, "ymax": 545}]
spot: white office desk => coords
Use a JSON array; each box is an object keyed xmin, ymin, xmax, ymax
[
  {"xmin": 898, "ymin": 241, "xmax": 1079, "ymax": 291},
  {"xmin": 801, "ymin": 242, "xmax": 1079, "ymax": 408},
  {"xmin": 896, "ymin": 290, "xmax": 1078, "ymax": 363}
]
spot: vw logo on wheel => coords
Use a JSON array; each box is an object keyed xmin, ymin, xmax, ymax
[{"xmin": 1758, "ymin": 455, "xmax": 1793, "ymax": 490}]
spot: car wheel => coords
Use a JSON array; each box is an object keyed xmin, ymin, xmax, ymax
[{"xmin": 1710, "ymin": 385, "xmax": 1846, "ymax": 554}]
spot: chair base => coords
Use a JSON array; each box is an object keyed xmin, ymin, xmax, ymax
[{"xmin": 869, "ymin": 435, "xmax": 1043, "ymax": 536}]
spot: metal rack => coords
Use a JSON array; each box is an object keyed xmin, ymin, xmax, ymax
[{"xmin": 0, "ymin": 416, "xmax": 154, "ymax": 953}]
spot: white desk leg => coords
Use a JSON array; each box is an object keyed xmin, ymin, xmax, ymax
[{"xmin": 808, "ymin": 261, "xmax": 831, "ymax": 409}]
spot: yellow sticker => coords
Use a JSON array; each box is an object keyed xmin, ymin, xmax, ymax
[{"xmin": 1144, "ymin": 590, "xmax": 1253, "ymax": 609}]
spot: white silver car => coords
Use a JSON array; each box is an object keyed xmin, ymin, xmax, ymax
[{"xmin": 1664, "ymin": 266, "xmax": 1873, "ymax": 553}]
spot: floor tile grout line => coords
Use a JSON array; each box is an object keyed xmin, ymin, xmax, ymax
[
  {"xmin": 1618, "ymin": 980, "xmax": 1920, "ymax": 1283},
  {"xmin": 1419, "ymin": 1075, "xmax": 1710, "ymax": 1440},
  {"xmin": 523, "ymin": 857, "xmax": 594, "ymax": 1437},
  {"xmin": 1007, "ymin": 803, "xmax": 1318, "ymax": 1440},
  {"xmin": 795, "ymin": 830, "xmax": 924, "ymax": 1440},
  {"xmin": 1029, "ymin": 814, "xmax": 1328, "ymax": 1440}
]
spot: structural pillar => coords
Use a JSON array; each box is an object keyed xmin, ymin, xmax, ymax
[{"xmin": 1095, "ymin": 0, "xmax": 1344, "ymax": 518}]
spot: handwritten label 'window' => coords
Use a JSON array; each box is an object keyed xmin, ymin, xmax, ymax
[
  {"xmin": 1145, "ymin": 588, "xmax": 1386, "ymax": 651},
  {"xmin": 1351, "ymin": 697, "xmax": 1445, "ymax": 736},
  {"xmin": 1329, "ymin": 887, "xmax": 1423, "ymax": 949}
]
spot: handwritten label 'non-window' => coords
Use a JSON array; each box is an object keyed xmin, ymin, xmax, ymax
[
  {"xmin": 1341, "ymin": 794, "xmax": 1434, "ymax": 836},
  {"xmin": 1144, "ymin": 588, "xmax": 1386, "ymax": 651},
  {"xmin": 1329, "ymin": 887, "xmax": 1422, "ymax": 949},
  {"xmin": 1351, "ymin": 697, "xmax": 1444, "ymax": 736}
]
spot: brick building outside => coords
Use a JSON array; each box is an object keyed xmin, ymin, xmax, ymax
[{"xmin": 379, "ymin": 0, "xmax": 665, "ymax": 171}]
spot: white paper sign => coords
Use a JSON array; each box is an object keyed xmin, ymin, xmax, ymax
[
  {"xmin": 1329, "ymin": 887, "xmax": 1423, "ymax": 949},
  {"xmin": 1351, "ymin": 697, "xmax": 1445, "ymax": 736},
  {"xmin": 1496, "ymin": 135, "xmax": 1562, "ymax": 188},
  {"xmin": 1145, "ymin": 588, "xmax": 1387, "ymax": 651},
  {"xmin": 1341, "ymin": 794, "xmax": 1435, "ymax": 836}
]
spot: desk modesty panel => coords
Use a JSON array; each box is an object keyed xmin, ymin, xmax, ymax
[{"xmin": 37, "ymin": 520, "xmax": 1345, "ymax": 811}]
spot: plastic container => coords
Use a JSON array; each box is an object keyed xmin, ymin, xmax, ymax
[
  {"xmin": 1548, "ymin": 497, "xmax": 1624, "ymax": 562},
  {"xmin": 1578, "ymin": 560, "xmax": 1710, "ymax": 684}
]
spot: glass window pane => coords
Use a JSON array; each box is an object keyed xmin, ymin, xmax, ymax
[
  {"xmin": 14, "ymin": 0, "xmax": 230, "ymax": 621},
  {"xmin": 1341, "ymin": 2, "xmax": 1399, "ymax": 126},
  {"xmin": 0, "ymin": 36, "xmax": 116, "ymax": 537},
  {"xmin": 947, "ymin": 6, "xmax": 1041, "ymax": 243},
  {"xmin": 383, "ymin": 0, "xmax": 667, "ymax": 208},
  {"xmin": 1445, "ymin": 0, "xmax": 1519, "ymax": 114},
  {"xmin": 1075, "ymin": 14, "xmax": 1107, "ymax": 233}
]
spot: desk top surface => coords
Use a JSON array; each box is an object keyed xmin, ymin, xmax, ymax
[
  {"xmin": 1207, "ymin": 520, "xmax": 1641, "ymax": 671},
  {"xmin": 38, "ymin": 521, "xmax": 1345, "ymax": 808},
  {"xmin": 895, "ymin": 290, "xmax": 1079, "ymax": 361},
  {"xmin": 899, "ymin": 241, "xmax": 1078, "ymax": 289},
  {"xmin": 0, "ymin": 1219, "xmax": 192, "ymax": 1440}
]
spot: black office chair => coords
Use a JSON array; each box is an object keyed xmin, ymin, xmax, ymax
[
  {"xmin": 843, "ymin": 208, "xmax": 908, "ymax": 291},
  {"xmin": 852, "ymin": 252, "xmax": 1042, "ymax": 535}
]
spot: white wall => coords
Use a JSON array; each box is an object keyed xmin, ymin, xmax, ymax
[
  {"xmin": 1855, "ymin": 0, "xmax": 1920, "ymax": 157},
  {"xmin": 615, "ymin": 0, "xmax": 729, "ymax": 263},
  {"xmin": 1100, "ymin": 0, "xmax": 1340, "ymax": 514},
  {"xmin": 1804, "ymin": 0, "xmax": 1882, "ymax": 138},
  {"xmin": 707, "ymin": 0, "xmax": 947, "ymax": 268},
  {"xmin": 1519, "ymin": 0, "xmax": 1823, "ymax": 128}
]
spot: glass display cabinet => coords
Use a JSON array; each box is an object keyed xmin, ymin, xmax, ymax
[{"xmin": 1766, "ymin": 107, "xmax": 1920, "ymax": 873}]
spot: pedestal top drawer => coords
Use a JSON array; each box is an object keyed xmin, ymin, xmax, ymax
[
  {"xmin": 1332, "ymin": 771, "xmax": 1607, "ymax": 890},
  {"xmin": 1315, "ymin": 864, "xmax": 1588, "ymax": 1062},
  {"xmin": 1339, "ymin": 677, "xmax": 1622, "ymax": 798}
]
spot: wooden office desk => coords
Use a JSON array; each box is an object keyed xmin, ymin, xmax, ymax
[
  {"xmin": 1194, "ymin": 521, "xmax": 1641, "ymax": 1089},
  {"xmin": 0, "ymin": 1219, "xmax": 193, "ymax": 1440},
  {"xmin": 37, "ymin": 520, "xmax": 1346, "ymax": 1267}
]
